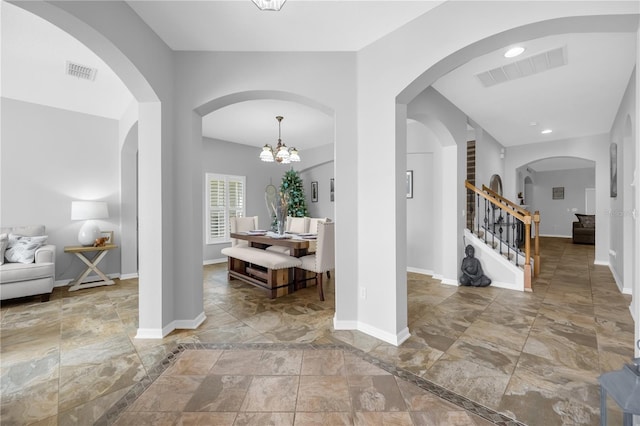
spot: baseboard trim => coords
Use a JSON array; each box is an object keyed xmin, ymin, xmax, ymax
[
  {"xmin": 174, "ymin": 312, "xmax": 207, "ymax": 329},
  {"xmin": 333, "ymin": 317, "xmax": 358, "ymax": 330},
  {"xmin": 204, "ymin": 258, "xmax": 227, "ymax": 266},
  {"xmin": 119, "ymin": 273, "xmax": 139, "ymax": 280},
  {"xmin": 135, "ymin": 312, "xmax": 207, "ymax": 340},
  {"xmin": 407, "ymin": 267, "xmax": 434, "ymax": 276},
  {"xmin": 333, "ymin": 316, "xmax": 411, "ymax": 347},
  {"xmin": 489, "ymin": 280, "xmax": 524, "ymax": 292},
  {"xmin": 54, "ymin": 273, "xmax": 120, "ymax": 288},
  {"xmin": 594, "ymin": 260, "xmax": 609, "ymax": 266},
  {"xmin": 539, "ymin": 234, "xmax": 571, "ymax": 238},
  {"xmin": 135, "ymin": 328, "xmax": 165, "ymax": 339}
]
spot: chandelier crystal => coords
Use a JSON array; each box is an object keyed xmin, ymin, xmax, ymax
[
  {"xmin": 259, "ymin": 116, "xmax": 301, "ymax": 164},
  {"xmin": 252, "ymin": 0, "xmax": 286, "ymax": 11}
]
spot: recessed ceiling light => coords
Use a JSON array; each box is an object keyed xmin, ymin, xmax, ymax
[
  {"xmin": 529, "ymin": 121, "xmax": 538, "ymax": 127},
  {"xmin": 541, "ymin": 129, "xmax": 553, "ymax": 134},
  {"xmin": 504, "ymin": 46, "xmax": 525, "ymax": 58}
]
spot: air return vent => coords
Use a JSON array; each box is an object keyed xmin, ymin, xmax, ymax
[
  {"xmin": 476, "ymin": 46, "xmax": 567, "ymax": 88},
  {"xmin": 66, "ymin": 61, "xmax": 97, "ymax": 81}
]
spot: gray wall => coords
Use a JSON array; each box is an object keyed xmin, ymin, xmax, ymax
[
  {"xmin": 202, "ymin": 138, "xmax": 336, "ymax": 263},
  {"xmin": 531, "ymin": 167, "xmax": 596, "ymax": 237},
  {"xmin": 298, "ymin": 143, "xmax": 335, "ymax": 220},
  {"xmin": 201, "ymin": 137, "xmax": 285, "ymax": 262},
  {"xmin": 1, "ymin": 97, "xmax": 122, "ymax": 282}
]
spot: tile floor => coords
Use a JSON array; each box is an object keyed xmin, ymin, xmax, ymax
[{"xmin": 0, "ymin": 237, "xmax": 635, "ymax": 425}]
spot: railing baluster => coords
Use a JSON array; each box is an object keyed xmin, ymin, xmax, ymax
[
  {"xmin": 506, "ymin": 214, "xmax": 511, "ymax": 263},
  {"xmin": 511, "ymin": 217, "xmax": 520, "ymax": 266},
  {"xmin": 483, "ymin": 198, "xmax": 488, "ymax": 243},
  {"xmin": 498, "ymin": 214, "xmax": 503, "ymax": 254},
  {"xmin": 476, "ymin": 193, "xmax": 480, "ymax": 236}
]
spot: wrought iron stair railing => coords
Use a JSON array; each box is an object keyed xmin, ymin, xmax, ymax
[{"xmin": 465, "ymin": 180, "xmax": 540, "ymax": 292}]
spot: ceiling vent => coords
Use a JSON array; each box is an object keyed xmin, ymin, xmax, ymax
[
  {"xmin": 66, "ymin": 61, "xmax": 97, "ymax": 81},
  {"xmin": 476, "ymin": 46, "xmax": 567, "ymax": 88}
]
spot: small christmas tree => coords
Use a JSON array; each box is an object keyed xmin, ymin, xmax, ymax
[{"xmin": 280, "ymin": 169, "xmax": 309, "ymax": 217}]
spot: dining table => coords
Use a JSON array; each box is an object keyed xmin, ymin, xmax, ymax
[
  {"xmin": 230, "ymin": 232, "xmax": 313, "ymax": 258},
  {"xmin": 229, "ymin": 231, "xmax": 317, "ymax": 293}
]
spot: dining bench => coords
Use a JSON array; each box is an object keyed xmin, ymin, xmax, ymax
[{"xmin": 221, "ymin": 246, "xmax": 301, "ymax": 298}]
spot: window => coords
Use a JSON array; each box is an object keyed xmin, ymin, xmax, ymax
[{"xmin": 205, "ymin": 173, "xmax": 246, "ymax": 244}]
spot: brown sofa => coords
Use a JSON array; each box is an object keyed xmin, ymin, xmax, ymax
[{"xmin": 572, "ymin": 214, "xmax": 595, "ymax": 245}]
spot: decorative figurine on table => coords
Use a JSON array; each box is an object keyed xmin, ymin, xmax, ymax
[{"xmin": 459, "ymin": 245, "xmax": 491, "ymax": 287}]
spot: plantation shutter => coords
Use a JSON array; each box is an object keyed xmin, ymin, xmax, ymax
[
  {"xmin": 208, "ymin": 176, "xmax": 226, "ymax": 241},
  {"xmin": 206, "ymin": 174, "xmax": 246, "ymax": 244}
]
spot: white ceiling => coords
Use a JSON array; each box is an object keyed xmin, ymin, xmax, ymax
[
  {"xmin": 2, "ymin": 1, "xmax": 637, "ymax": 170},
  {"xmin": 433, "ymin": 32, "xmax": 637, "ymax": 147},
  {"xmin": 126, "ymin": 1, "xmax": 443, "ymax": 52},
  {"xmin": 1, "ymin": 2, "xmax": 133, "ymax": 120},
  {"xmin": 203, "ymin": 100, "xmax": 332, "ymax": 150}
]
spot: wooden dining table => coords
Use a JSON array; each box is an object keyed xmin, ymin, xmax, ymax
[{"xmin": 230, "ymin": 232, "xmax": 311, "ymax": 258}]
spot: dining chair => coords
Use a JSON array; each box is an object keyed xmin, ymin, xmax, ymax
[
  {"xmin": 229, "ymin": 216, "xmax": 258, "ymax": 247},
  {"xmin": 298, "ymin": 221, "xmax": 334, "ymax": 301}
]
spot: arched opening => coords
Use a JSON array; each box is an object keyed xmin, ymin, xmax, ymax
[
  {"xmin": 393, "ymin": 14, "xmax": 635, "ymax": 343},
  {"xmin": 11, "ymin": 1, "xmax": 166, "ymax": 337},
  {"xmin": 194, "ymin": 90, "xmax": 337, "ymax": 304}
]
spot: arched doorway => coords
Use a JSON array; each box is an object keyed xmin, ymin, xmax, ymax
[{"xmin": 13, "ymin": 1, "xmax": 167, "ymax": 337}]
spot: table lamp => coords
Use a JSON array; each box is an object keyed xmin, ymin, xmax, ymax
[{"xmin": 71, "ymin": 201, "xmax": 109, "ymax": 246}]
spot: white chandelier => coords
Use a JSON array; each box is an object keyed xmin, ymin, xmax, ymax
[
  {"xmin": 259, "ymin": 116, "xmax": 301, "ymax": 164},
  {"xmin": 252, "ymin": 0, "xmax": 286, "ymax": 11}
]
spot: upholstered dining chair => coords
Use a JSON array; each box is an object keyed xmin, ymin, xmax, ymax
[
  {"xmin": 298, "ymin": 221, "xmax": 334, "ymax": 301},
  {"xmin": 229, "ymin": 216, "xmax": 258, "ymax": 247}
]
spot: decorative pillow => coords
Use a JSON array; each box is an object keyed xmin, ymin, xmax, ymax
[
  {"xmin": 5, "ymin": 234, "xmax": 48, "ymax": 264},
  {"xmin": 0, "ymin": 233, "xmax": 7, "ymax": 266},
  {"xmin": 575, "ymin": 214, "xmax": 595, "ymax": 228}
]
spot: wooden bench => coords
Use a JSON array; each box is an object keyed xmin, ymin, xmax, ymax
[{"xmin": 221, "ymin": 246, "xmax": 302, "ymax": 298}]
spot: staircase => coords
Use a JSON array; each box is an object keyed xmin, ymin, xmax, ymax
[{"xmin": 465, "ymin": 181, "xmax": 540, "ymax": 292}]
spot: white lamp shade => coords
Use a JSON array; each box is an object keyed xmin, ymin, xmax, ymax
[{"xmin": 71, "ymin": 201, "xmax": 108, "ymax": 220}]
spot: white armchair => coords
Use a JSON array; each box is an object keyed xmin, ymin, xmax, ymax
[
  {"xmin": 298, "ymin": 221, "xmax": 334, "ymax": 301},
  {"xmin": 229, "ymin": 216, "xmax": 258, "ymax": 247},
  {"xmin": 0, "ymin": 225, "xmax": 56, "ymax": 302}
]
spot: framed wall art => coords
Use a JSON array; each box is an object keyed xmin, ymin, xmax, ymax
[
  {"xmin": 552, "ymin": 186, "xmax": 564, "ymax": 200},
  {"xmin": 311, "ymin": 181, "xmax": 318, "ymax": 202},
  {"xmin": 330, "ymin": 178, "xmax": 334, "ymax": 202},
  {"xmin": 406, "ymin": 170, "xmax": 413, "ymax": 199},
  {"xmin": 610, "ymin": 142, "xmax": 617, "ymax": 198}
]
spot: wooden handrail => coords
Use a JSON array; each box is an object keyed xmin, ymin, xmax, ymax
[
  {"xmin": 482, "ymin": 184, "xmax": 531, "ymax": 217},
  {"xmin": 465, "ymin": 180, "xmax": 538, "ymax": 291},
  {"xmin": 465, "ymin": 181, "xmax": 530, "ymax": 224}
]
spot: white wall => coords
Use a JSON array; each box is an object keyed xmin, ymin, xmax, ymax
[
  {"xmin": 407, "ymin": 88, "xmax": 467, "ymax": 285},
  {"xmin": 475, "ymin": 128, "xmax": 505, "ymax": 191},
  {"xmin": 609, "ymin": 68, "xmax": 637, "ymax": 297},
  {"xmin": 530, "ymin": 168, "xmax": 596, "ymax": 237},
  {"xmin": 406, "ymin": 121, "xmax": 434, "ymax": 273},
  {"xmin": 1, "ymin": 97, "xmax": 122, "ymax": 281}
]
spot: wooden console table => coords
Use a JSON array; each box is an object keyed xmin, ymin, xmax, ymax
[{"xmin": 64, "ymin": 244, "xmax": 118, "ymax": 291}]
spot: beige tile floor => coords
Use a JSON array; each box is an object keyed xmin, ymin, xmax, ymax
[{"xmin": 0, "ymin": 237, "xmax": 635, "ymax": 425}]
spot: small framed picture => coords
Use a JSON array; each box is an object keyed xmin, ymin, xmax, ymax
[
  {"xmin": 552, "ymin": 187, "xmax": 564, "ymax": 200},
  {"xmin": 311, "ymin": 181, "xmax": 318, "ymax": 203},
  {"xmin": 406, "ymin": 170, "xmax": 413, "ymax": 199},
  {"xmin": 330, "ymin": 178, "xmax": 335, "ymax": 202}
]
